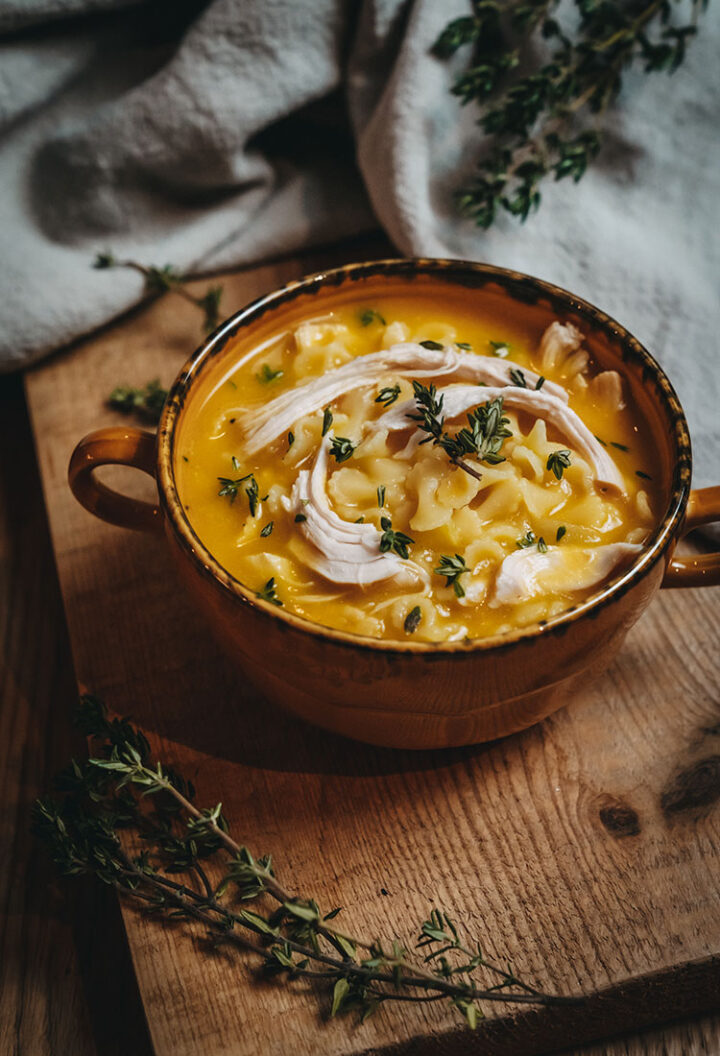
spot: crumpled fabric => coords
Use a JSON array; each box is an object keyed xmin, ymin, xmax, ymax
[{"xmin": 1, "ymin": 0, "xmax": 718, "ymax": 497}]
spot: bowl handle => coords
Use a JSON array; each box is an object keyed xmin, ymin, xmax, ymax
[
  {"xmin": 661, "ymin": 486, "xmax": 720, "ymax": 588},
  {"xmin": 68, "ymin": 427, "xmax": 163, "ymax": 534}
]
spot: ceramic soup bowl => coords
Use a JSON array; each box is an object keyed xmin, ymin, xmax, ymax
[{"xmin": 69, "ymin": 260, "xmax": 720, "ymax": 749}]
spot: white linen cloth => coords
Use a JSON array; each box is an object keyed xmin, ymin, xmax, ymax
[{"xmin": 1, "ymin": 0, "xmax": 718, "ymax": 495}]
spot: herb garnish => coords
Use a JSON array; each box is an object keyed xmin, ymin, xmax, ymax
[
  {"xmin": 375, "ymin": 385, "xmax": 401, "ymax": 408},
  {"xmin": 509, "ymin": 367, "xmax": 528, "ymax": 388},
  {"xmin": 546, "ymin": 450, "xmax": 572, "ymax": 480},
  {"xmin": 287, "ymin": 432, "xmax": 295, "ymax": 449},
  {"xmin": 218, "ymin": 464, "xmax": 260, "ymax": 516},
  {"xmin": 517, "ymin": 530, "xmax": 550, "ymax": 554},
  {"xmin": 256, "ymin": 577, "xmax": 282, "ymax": 606},
  {"xmin": 489, "ymin": 340, "xmax": 509, "ymax": 357},
  {"xmin": 377, "ymin": 485, "xmax": 386, "ymax": 508},
  {"xmin": 636, "ymin": 470, "xmax": 653, "ymax": 480},
  {"xmin": 610, "ymin": 441, "xmax": 629, "ymax": 452},
  {"xmin": 322, "ymin": 407, "xmax": 334, "ymax": 436},
  {"xmin": 456, "ymin": 341, "xmax": 473, "ymax": 351},
  {"xmin": 404, "ymin": 606, "xmax": 422, "ymax": 634},
  {"xmin": 434, "ymin": 554, "xmax": 469, "ymax": 597},
  {"xmin": 379, "ymin": 517, "xmax": 414, "ymax": 559},
  {"xmin": 294, "ymin": 513, "xmax": 307, "ymax": 523},
  {"xmin": 535, "ymin": 376, "xmax": 546, "ymax": 390},
  {"xmin": 360, "ymin": 308, "xmax": 386, "ymax": 326},
  {"xmin": 257, "ymin": 364, "xmax": 284, "ymax": 384},
  {"xmin": 260, "ymin": 522, "xmax": 274, "ymax": 538},
  {"xmin": 556, "ymin": 525, "xmax": 567, "ymax": 542},
  {"xmin": 419, "ymin": 339, "xmax": 444, "ymax": 351},
  {"xmin": 433, "ymin": 2, "xmax": 706, "ymax": 229},
  {"xmin": 108, "ymin": 379, "xmax": 168, "ymax": 424},
  {"xmin": 33, "ymin": 696, "xmax": 578, "ymax": 1032},
  {"xmin": 94, "ymin": 253, "xmax": 222, "ymax": 333},
  {"xmin": 330, "ymin": 437, "xmax": 356, "ymax": 464},
  {"xmin": 408, "ymin": 383, "xmax": 513, "ymax": 483},
  {"xmin": 516, "ymin": 530, "xmax": 536, "ymax": 549}
]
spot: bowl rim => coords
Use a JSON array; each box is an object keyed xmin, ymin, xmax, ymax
[{"xmin": 157, "ymin": 257, "xmax": 692, "ymax": 655}]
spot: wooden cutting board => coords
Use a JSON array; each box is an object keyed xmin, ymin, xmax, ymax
[{"xmin": 24, "ymin": 240, "xmax": 720, "ymax": 1056}]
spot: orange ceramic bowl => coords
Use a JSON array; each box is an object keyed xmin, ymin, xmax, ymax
[{"xmin": 68, "ymin": 260, "xmax": 720, "ymax": 749}]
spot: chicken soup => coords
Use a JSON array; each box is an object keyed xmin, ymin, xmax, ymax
[{"xmin": 175, "ymin": 297, "xmax": 659, "ymax": 642}]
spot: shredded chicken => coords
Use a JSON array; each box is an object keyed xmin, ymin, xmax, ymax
[
  {"xmin": 590, "ymin": 370, "xmax": 625, "ymax": 410},
  {"xmin": 236, "ymin": 342, "xmax": 567, "ymax": 456},
  {"xmin": 374, "ymin": 384, "xmax": 625, "ymax": 492},
  {"xmin": 282, "ymin": 437, "xmax": 428, "ymax": 588},
  {"xmin": 538, "ymin": 322, "xmax": 585, "ymax": 371},
  {"xmin": 491, "ymin": 541, "xmax": 643, "ymax": 607}
]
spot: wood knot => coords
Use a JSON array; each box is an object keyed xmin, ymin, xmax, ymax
[
  {"xmin": 661, "ymin": 755, "xmax": 720, "ymax": 817},
  {"xmin": 597, "ymin": 795, "xmax": 641, "ymax": 838}
]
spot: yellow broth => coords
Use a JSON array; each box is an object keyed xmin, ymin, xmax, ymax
[{"xmin": 175, "ymin": 295, "xmax": 660, "ymax": 641}]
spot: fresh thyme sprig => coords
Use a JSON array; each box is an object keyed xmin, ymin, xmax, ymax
[
  {"xmin": 94, "ymin": 252, "xmax": 224, "ymax": 333},
  {"xmin": 434, "ymin": 0, "xmax": 706, "ymax": 228},
  {"xmin": 108, "ymin": 379, "xmax": 168, "ymax": 424},
  {"xmin": 33, "ymin": 697, "xmax": 578, "ymax": 1029},
  {"xmin": 434, "ymin": 554, "xmax": 470, "ymax": 598},
  {"xmin": 379, "ymin": 516, "xmax": 415, "ymax": 560},
  {"xmin": 256, "ymin": 577, "xmax": 282, "ymax": 606},
  {"xmin": 517, "ymin": 530, "xmax": 549, "ymax": 552},
  {"xmin": 546, "ymin": 449, "xmax": 572, "ymax": 479},
  {"xmin": 330, "ymin": 436, "xmax": 356, "ymax": 464},
  {"xmin": 218, "ymin": 459, "xmax": 259, "ymax": 515},
  {"xmin": 408, "ymin": 383, "xmax": 513, "ymax": 482}
]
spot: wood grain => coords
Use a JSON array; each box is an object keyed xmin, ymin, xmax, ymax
[
  {"xmin": 0, "ymin": 373, "xmax": 153, "ymax": 1056},
  {"xmin": 22, "ymin": 239, "xmax": 720, "ymax": 1055}
]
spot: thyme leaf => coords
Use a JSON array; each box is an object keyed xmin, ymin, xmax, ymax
[
  {"xmin": 375, "ymin": 384, "xmax": 401, "ymax": 408},
  {"xmin": 360, "ymin": 309, "xmax": 386, "ymax": 326},
  {"xmin": 404, "ymin": 606, "xmax": 422, "ymax": 634},
  {"xmin": 434, "ymin": 554, "xmax": 469, "ymax": 598},
  {"xmin": 330, "ymin": 437, "xmax": 356, "ymax": 464},
  {"xmin": 258, "ymin": 364, "xmax": 284, "ymax": 384},
  {"xmin": 379, "ymin": 516, "xmax": 414, "ymax": 559},
  {"xmin": 516, "ymin": 530, "xmax": 537, "ymax": 549},
  {"xmin": 546, "ymin": 449, "xmax": 572, "ymax": 479},
  {"xmin": 256, "ymin": 577, "xmax": 282, "ymax": 606}
]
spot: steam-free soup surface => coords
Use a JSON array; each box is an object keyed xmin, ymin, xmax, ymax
[{"xmin": 176, "ymin": 296, "xmax": 658, "ymax": 642}]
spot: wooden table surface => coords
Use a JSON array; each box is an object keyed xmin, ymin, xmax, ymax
[{"xmin": 2, "ymin": 236, "xmax": 720, "ymax": 1055}]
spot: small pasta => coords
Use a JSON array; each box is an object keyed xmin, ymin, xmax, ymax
[{"xmin": 176, "ymin": 296, "xmax": 659, "ymax": 642}]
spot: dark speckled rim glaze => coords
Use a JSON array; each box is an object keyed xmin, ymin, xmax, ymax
[{"xmin": 156, "ymin": 258, "xmax": 691, "ymax": 656}]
